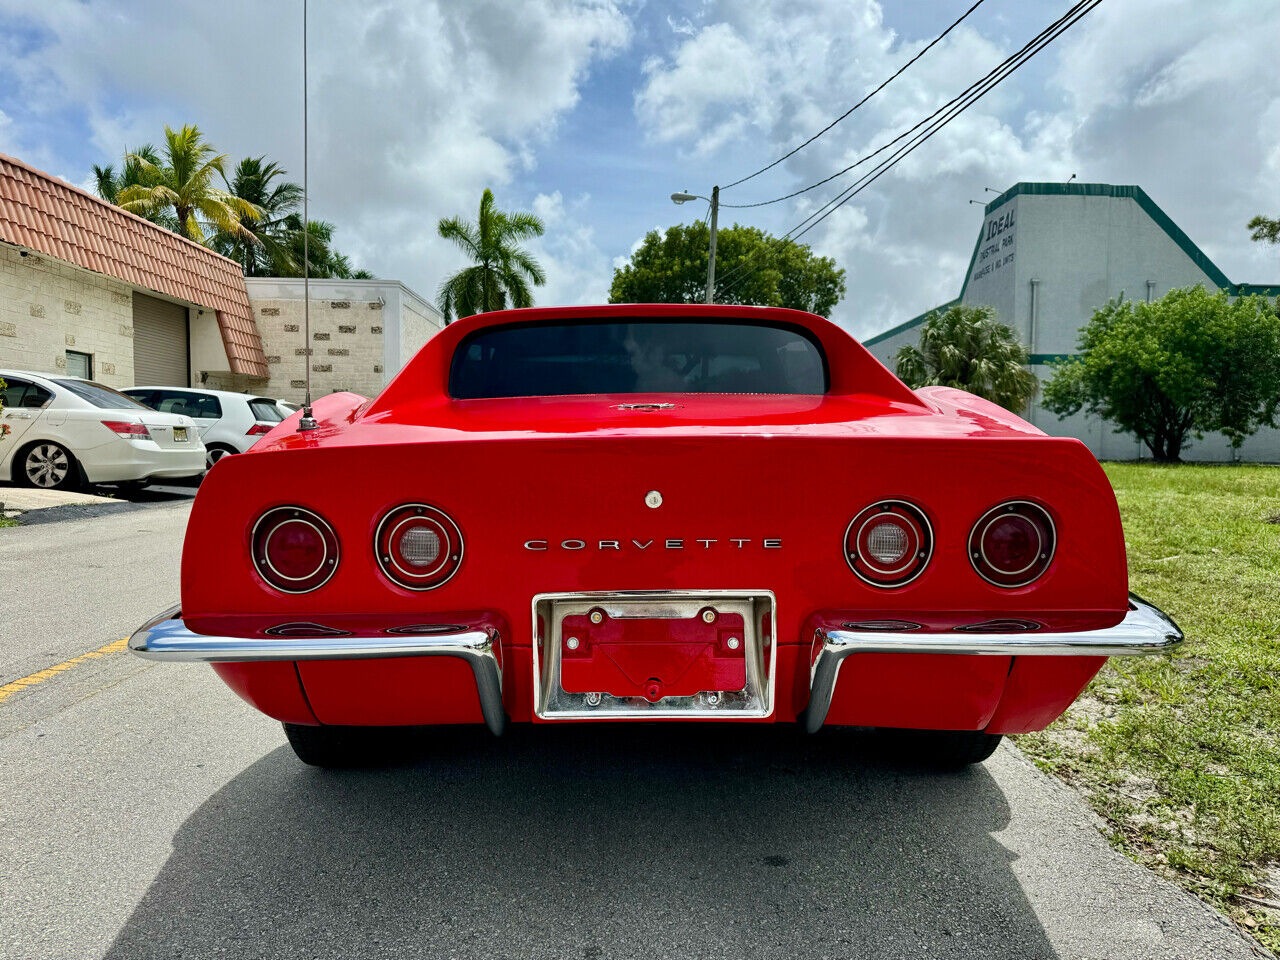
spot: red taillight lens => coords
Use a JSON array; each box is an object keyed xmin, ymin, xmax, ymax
[
  {"xmin": 251, "ymin": 506, "xmax": 339, "ymax": 593},
  {"xmin": 102, "ymin": 420, "xmax": 150, "ymax": 438},
  {"xmin": 246, "ymin": 423, "xmax": 273, "ymax": 436},
  {"xmin": 845, "ymin": 500, "xmax": 933, "ymax": 587},
  {"xmin": 375, "ymin": 504, "xmax": 463, "ymax": 591},
  {"xmin": 969, "ymin": 501, "xmax": 1056, "ymax": 587}
]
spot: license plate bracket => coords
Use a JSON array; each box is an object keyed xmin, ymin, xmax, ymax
[{"xmin": 532, "ymin": 591, "xmax": 776, "ymax": 720}]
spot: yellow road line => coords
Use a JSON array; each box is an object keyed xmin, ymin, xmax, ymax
[{"xmin": 0, "ymin": 637, "xmax": 129, "ymax": 705}]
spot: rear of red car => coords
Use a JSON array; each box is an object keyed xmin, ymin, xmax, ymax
[{"xmin": 130, "ymin": 305, "xmax": 1180, "ymax": 766}]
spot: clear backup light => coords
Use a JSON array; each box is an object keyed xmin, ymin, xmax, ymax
[
  {"xmin": 969, "ymin": 500, "xmax": 1056, "ymax": 587},
  {"xmin": 251, "ymin": 506, "xmax": 340, "ymax": 593},
  {"xmin": 374, "ymin": 504, "xmax": 464, "ymax": 591},
  {"xmin": 844, "ymin": 500, "xmax": 933, "ymax": 587}
]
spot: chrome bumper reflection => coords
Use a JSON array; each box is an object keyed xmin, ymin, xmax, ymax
[
  {"xmin": 802, "ymin": 594, "xmax": 1183, "ymax": 734},
  {"xmin": 128, "ymin": 606, "xmax": 506, "ymax": 735}
]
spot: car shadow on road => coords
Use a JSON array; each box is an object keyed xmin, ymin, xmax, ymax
[{"xmin": 104, "ymin": 725, "xmax": 1058, "ymax": 960}]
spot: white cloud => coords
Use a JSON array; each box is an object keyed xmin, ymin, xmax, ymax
[
  {"xmin": 0, "ymin": 0, "xmax": 631, "ymax": 307},
  {"xmin": 2, "ymin": 0, "xmax": 1278, "ymax": 338},
  {"xmin": 633, "ymin": 0, "xmax": 1280, "ymax": 335}
]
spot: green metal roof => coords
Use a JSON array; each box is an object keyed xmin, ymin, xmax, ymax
[{"xmin": 860, "ymin": 181, "xmax": 1279, "ymax": 348}]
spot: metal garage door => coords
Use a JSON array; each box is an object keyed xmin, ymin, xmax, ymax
[{"xmin": 132, "ymin": 292, "xmax": 189, "ymax": 386}]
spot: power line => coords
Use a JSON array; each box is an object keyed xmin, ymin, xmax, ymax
[
  {"xmin": 713, "ymin": 0, "xmax": 1099, "ymax": 302},
  {"xmin": 721, "ymin": 0, "xmax": 990, "ymax": 191},
  {"xmin": 719, "ymin": 0, "xmax": 1092, "ymax": 211}
]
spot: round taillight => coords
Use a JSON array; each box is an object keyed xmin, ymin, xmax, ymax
[
  {"xmin": 969, "ymin": 500, "xmax": 1056, "ymax": 587},
  {"xmin": 251, "ymin": 506, "xmax": 339, "ymax": 593},
  {"xmin": 845, "ymin": 500, "xmax": 933, "ymax": 587},
  {"xmin": 375, "ymin": 504, "xmax": 463, "ymax": 591}
]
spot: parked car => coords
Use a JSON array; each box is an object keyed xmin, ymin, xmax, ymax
[
  {"xmin": 123, "ymin": 386, "xmax": 288, "ymax": 470},
  {"xmin": 127, "ymin": 304, "xmax": 1182, "ymax": 768},
  {"xmin": 0, "ymin": 369, "xmax": 205, "ymax": 490}
]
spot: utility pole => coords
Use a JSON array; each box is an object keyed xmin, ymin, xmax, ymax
[
  {"xmin": 705, "ymin": 185, "xmax": 719, "ymax": 304},
  {"xmin": 670, "ymin": 187, "xmax": 721, "ymax": 304}
]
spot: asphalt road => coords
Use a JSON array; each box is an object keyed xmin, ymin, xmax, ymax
[{"xmin": 0, "ymin": 506, "xmax": 1265, "ymax": 960}]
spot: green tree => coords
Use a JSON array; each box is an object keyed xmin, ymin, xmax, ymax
[
  {"xmin": 92, "ymin": 145, "xmax": 178, "ymax": 231},
  {"xmin": 213, "ymin": 156, "xmax": 304, "ymax": 276},
  {"xmin": 1043, "ymin": 286, "xmax": 1280, "ymax": 462},
  {"xmin": 1248, "ymin": 213, "xmax": 1280, "ymax": 245},
  {"xmin": 116, "ymin": 124, "xmax": 258, "ymax": 243},
  {"xmin": 608, "ymin": 222, "xmax": 846, "ymax": 317},
  {"xmin": 436, "ymin": 189, "xmax": 545, "ymax": 322},
  {"xmin": 894, "ymin": 304, "xmax": 1038, "ymax": 413},
  {"xmin": 282, "ymin": 217, "xmax": 373, "ymax": 279}
]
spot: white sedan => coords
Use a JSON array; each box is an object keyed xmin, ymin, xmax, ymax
[{"xmin": 0, "ymin": 370, "xmax": 206, "ymax": 491}]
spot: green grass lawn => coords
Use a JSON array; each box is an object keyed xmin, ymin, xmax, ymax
[{"xmin": 1019, "ymin": 462, "xmax": 1280, "ymax": 949}]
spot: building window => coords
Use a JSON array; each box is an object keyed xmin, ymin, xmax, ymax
[{"xmin": 65, "ymin": 350, "xmax": 93, "ymax": 379}]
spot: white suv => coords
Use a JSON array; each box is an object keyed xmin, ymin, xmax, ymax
[
  {"xmin": 1, "ymin": 370, "xmax": 205, "ymax": 490},
  {"xmin": 123, "ymin": 387, "xmax": 287, "ymax": 469}
]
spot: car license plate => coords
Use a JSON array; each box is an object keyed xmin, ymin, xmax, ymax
[
  {"xmin": 532, "ymin": 591, "xmax": 776, "ymax": 719},
  {"xmin": 173, "ymin": 426, "xmax": 188, "ymax": 442}
]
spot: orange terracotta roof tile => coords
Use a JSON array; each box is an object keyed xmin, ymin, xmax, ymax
[{"xmin": 0, "ymin": 152, "xmax": 267, "ymax": 378}]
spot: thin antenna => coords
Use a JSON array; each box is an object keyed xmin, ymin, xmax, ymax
[{"xmin": 297, "ymin": 0, "xmax": 317, "ymax": 432}]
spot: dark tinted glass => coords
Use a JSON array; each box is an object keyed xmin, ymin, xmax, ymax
[
  {"xmin": 55, "ymin": 379, "xmax": 150, "ymax": 410},
  {"xmin": 150, "ymin": 390, "xmax": 222, "ymax": 419},
  {"xmin": 1, "ymin": 377, "xmax": 32, "ymax": 408},
  {"xmin": 249, "ymin": 398, "xmax": 285, "ymax": 422},
  {"xmin": 450, "ymin": 320, "xmax": 827, "ymax": 399}
]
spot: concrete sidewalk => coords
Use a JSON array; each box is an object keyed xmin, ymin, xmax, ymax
[{"xmin": 0, "ymin": 486, "xmax": 118, "ymax": 519}]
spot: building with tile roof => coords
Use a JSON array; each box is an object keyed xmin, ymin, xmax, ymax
[{"xmin": 0, "ymin": 152, "xmax": 441, "ymax": 400}]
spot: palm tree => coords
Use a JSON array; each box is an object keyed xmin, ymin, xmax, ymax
[
  {"xmin": 436, "ymin": 189, "xmax": 545, "ymax": 322},
  {"xmin": 895, "ymin": 304, "xmax": 1038, "ymax": 412},
  {"xmin": 116, "ymin": 124, "xmax": 258, "ymax": 244},
  {"xmin": 92, "ymin": 145, "xmax": 178, "ymax": 231},
  {"xmin": 282, "ymin": 218, "xmax": 373, "ymax": 279},
  {"xmin": 213, "ymin": 156, "xmax": 304, "ymax": 276}
]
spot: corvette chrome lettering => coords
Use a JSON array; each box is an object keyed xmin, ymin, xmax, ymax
[{"xmin": 522, "ymin": 538, "xmax": 781, "ymax": 551}]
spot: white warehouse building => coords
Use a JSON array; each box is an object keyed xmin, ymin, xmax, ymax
[{"xmin": 862, "ymin": 182, "xmax": 1280, "ymax": 462}]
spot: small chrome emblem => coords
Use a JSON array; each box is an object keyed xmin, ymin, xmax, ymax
[
  {"xmin": 645, "ymin": 490, "xmax": 663, "ymax": 509},
  {"xmin": 614, "ymin": 402, "xmax": 678, "ymax": 411}
]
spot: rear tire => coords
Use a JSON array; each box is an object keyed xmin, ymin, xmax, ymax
[
  {"xmin": 17, "ymin": 441, "xmax": 80, "ymax": 491},
  {"xmin": 283, "ymin": 723, "xmax": 383, "ymax": 768},
  {"xmin": 205, "ymin": 444, "xmax": 236, "ymax": 470},
  {"xmin": 885, "ymin": 729, "xmax": 1003, "ymax": 768}
]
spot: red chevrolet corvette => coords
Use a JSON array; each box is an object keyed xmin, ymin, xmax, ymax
[{"xmin": 130, "ymin": 304, "xmax": 1181, "ymax": 767}]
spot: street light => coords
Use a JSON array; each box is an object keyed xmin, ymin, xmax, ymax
[{"xmin": 670, "ymin": 186, "xmax": 720, "ymax": 304}]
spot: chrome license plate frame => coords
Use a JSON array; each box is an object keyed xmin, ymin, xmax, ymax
[{"xmin": 531, "ymin": 590, "xmax": 776, "ymax": 720}]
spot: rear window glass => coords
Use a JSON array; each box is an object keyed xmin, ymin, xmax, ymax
[
  {"xmin": 449, "ymin": 320, "xmax": 828, "ymax": 399},
  {"xmin": 147, "ymin": 390, "xmax": 222, "ymax": 419},
  {"xmin": 249, "ymin": 399, "xmax": 285, "ymax": 422},
  {"xmin": 56, "ymin": 379, "xmax": 150, "ymax": 410}
]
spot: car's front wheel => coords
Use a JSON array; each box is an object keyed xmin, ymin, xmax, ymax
[
  {"xmin": 18, "ymin": 442, "xmax": 80, "ymax": 491},
  {"xmin": 283, "ymin": 723, "xmax": 383, "ymax": 768}
]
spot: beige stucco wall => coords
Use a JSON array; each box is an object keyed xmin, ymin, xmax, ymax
[
  {"xmin": 400, "ymin": 292, "xmax": 439, "ymax": 368},
  {"xmin": 243, "ymin": 279, "xmax": 442, "ymax": 403},
  {"xmin": 0, "ymin": 243, "xmax": 136, "ymax": 386},
  {"xmin": 246, "ymin": 295, "xmax": 386, "ymax": 401}
]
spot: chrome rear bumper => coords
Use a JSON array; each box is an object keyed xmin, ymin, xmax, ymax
[
  {"xmin": 802, "ymin": 594, "xmax": 1183, "ymax": 733},
  {"xmin": 128, "ymin": 606, "xmax": 506, "ymax": 735}
]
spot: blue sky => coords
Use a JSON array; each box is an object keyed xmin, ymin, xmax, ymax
[{"xmin": 1, "ymin": 0, "xmax": 1277, "ymax": 337}]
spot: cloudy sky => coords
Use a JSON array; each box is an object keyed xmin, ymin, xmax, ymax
[{"xmin": 0, "ymin": 0, "xmax": 1277, "ymax": 338}]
